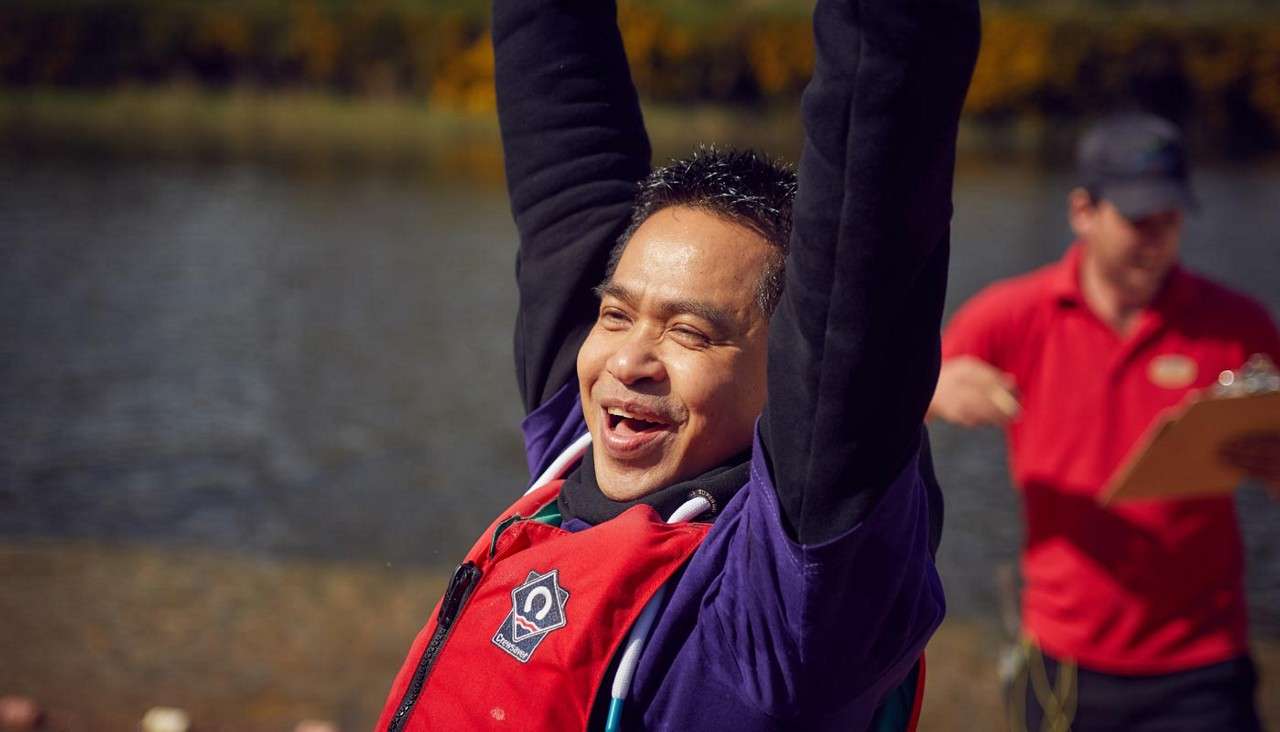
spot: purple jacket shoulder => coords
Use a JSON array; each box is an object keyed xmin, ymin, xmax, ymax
[
  {"xmin": 521, "ymin": 384, "xmax": 943, "ymax": 729},
  {"xmin": 521, "ymin": 380, "xmax": 588, "ymax": 482}
]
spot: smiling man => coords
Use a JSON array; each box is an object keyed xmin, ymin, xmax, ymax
[{"xmin": 374, "ymin": 0, "xmax": 979, "ymax": 729}]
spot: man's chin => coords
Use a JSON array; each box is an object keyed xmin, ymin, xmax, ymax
[
  {"xmin": 593, "ymin": 451, "xmax": 671, "ymax": 502},
  {"xmin": 596, "ymin": 472, "xmax": 669, "ymax": 502},
  {"xmin": 1126, "ymin": 273, "xmax": 1166, "ymax": 301}
]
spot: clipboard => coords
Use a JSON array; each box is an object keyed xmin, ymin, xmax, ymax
[{"xmin": 1100, "ymin": 390, "xmax": 1280, "ymax": 504}]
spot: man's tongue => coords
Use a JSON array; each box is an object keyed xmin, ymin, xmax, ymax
[{"xmin": 615, "ymin": 416, "xmax": 660, "ymax": 436}]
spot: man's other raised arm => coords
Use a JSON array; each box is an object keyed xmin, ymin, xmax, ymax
[
  {"xmin": 762, "ymin": 0, "xmax": 980, "ymax": 543},
  {"xmin": 493, "ymin": 0, "xmax": 651, "ymax": 413}
]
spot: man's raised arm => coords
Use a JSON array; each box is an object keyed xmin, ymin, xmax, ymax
[
  {"xmin": 493, "ymin": 0, "xmax": 651, "ymax": 413},
  {"xmin": 762, "ymin": 0, "xmax": 980, "ymax": 543}
]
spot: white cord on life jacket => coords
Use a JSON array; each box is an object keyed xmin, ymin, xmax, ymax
[
  {"xmin": 606, "ymin": 493, "xmax": 711, "ymax": 732},
  {"xmin": 526, "ymin": 430, "xmax": 593, "ymax": 495},
  {"xmin": 526, "ymin": 431, "xmax": 712, "ymax": 731}
]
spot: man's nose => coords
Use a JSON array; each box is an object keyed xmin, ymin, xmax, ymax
[{"xmin": 606, "ymin": 332, "xmax": 667, "ymax": 385}]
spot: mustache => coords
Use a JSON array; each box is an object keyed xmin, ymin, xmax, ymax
[{"xmin": 593, "ymin": 392, "xmax": 684, "ymax": 423}]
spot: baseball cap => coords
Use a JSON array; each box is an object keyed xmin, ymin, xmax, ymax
[{"xmin": 1077, "ymin": 113, "xmax": 1197, "ymax": 220}]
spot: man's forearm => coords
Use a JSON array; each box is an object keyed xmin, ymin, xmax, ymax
[
  {"xmin": 762, "ymin": 0, "xmax": 981, "ymax": 544},
  {"xmin": 494, "ymin": 0, "xmax": 652, "ymax": 412}
]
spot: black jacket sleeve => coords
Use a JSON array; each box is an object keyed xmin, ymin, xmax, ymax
[
  {"xmin": 761, "ymin": 0, "xmax": 981, "ymax": 544},
  {"xmin": 492, "ymin": 0, "xmax": 651, "ymax": 414}
]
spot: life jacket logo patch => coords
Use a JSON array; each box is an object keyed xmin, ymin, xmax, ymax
[{"xmin": 491, "ymin": 569, "xmax": 570, "ymax": 663}]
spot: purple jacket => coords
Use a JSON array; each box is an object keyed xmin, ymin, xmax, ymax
[{"xmin": 522, "ymin": 383, "xmax": 942, "ymax": 730}]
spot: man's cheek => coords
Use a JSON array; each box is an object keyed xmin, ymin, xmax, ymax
[{"xmin": 577, "ymin": 342, "xmax": 606, "ymax": 386}]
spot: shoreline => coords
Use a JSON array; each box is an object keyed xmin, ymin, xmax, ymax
[
  {"xmin": 7, "ymin": 88, "xmax": 1276, "ymax": 185},
  {"xmin": 1, "ymin": 538, "xmax": 1276, "ymax": 731}
]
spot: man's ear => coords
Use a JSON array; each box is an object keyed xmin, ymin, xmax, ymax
[{"xmin": 1067, "ymin": 187, "xmax": 1096, "ymax": 240}]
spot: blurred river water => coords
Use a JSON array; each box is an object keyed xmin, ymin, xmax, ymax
[
  {"xmin": 0, "ymin": 152, "xmax": 1278, "ymax": 709},
  {"xmin": 1, "ymin": 153, "xmax": 1278, "ymax": 624}
]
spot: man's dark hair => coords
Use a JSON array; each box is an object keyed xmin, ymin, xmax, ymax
[{"xmin": 604, "ymin": 146, "xmax": 797, "ymax": 315}]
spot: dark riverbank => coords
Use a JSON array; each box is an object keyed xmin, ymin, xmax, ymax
[{"xmin": 1, "ymin": 540, "xmax": 1277, "ymax": 731}]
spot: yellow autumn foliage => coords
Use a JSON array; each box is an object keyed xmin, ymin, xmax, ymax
[
  {"xmin": 431, "ymin": 34, "xmax": 495, "ymax": 115},
  {"xmin": 966, "ymin": 13, "xmax": 1055, "ymax": 116},
  {"xmin": 1, "ymin": 2, "xmax": 1279, "ymax": 145}
]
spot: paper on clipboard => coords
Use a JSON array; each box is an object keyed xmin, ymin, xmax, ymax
[{"xmin": 1101, "ymin": 390, "xmax": 1280, "ymax": 504}]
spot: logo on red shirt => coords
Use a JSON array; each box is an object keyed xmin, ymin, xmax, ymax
[{"xmin": 1148, "ymin": 354, "xmax": 1197, "ymax": 389}]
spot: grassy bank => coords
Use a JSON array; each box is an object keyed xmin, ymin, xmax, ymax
[
  {"xmin": 1, "ymin": 540, "xmax": 1277, "ymax": 731},
  {"xmin": 8, "ymin": 86, "xmax": 1257, "ymax": 185},
  {"xmin": 0, "ymin": 86, "xmax": 508, "ymax": 180},
  {"xmin": 0, "ymin": 87, "xmax": 812, "ymax": 180}
]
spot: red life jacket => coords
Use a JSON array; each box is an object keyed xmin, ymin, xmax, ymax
[
  {"xmin": 374, "ymin": 478, "xmax": 710, "ymax": 731},
  {"xmin": 374, "ymin": 476, "xmax": 929, "ymax": 732}
]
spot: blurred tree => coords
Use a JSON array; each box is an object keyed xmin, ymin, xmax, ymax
[{"xmin": 1, "ymin": 0, "xmax": 1279, "ymax": 149}]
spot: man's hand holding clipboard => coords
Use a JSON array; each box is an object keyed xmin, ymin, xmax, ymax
[{"xmin": 1102, "ymin": 355, "xmax": 1280, "ymax": 503}]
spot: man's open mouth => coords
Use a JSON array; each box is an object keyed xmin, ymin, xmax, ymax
[
  {"xmin": 599, "ymin": 404, "xmax": 674, "ymax": 458},
  {"xmin": 606, "ymin": 407, "xmax": 667, "ymax": 435}
]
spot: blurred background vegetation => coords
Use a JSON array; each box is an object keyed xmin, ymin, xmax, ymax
[{"xmin": 4, "ymin": 0, "xmax": 1280, "ymax": 165}]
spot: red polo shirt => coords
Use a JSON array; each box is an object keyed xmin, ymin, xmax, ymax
[{"xmin": 942, "ymin": 244, "xmax": 1280, "ymax": 675}]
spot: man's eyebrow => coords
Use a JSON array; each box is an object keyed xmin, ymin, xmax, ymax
[
  {"xmin": 596, "ymin": 281, "xmax": 739, "ymax": 333},
  {"xmin": 595, "ymin": 281, "xmax": 637, "ymax": 307}
]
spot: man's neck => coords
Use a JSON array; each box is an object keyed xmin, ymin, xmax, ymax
[
  {"xmin": 1078, "ymin": 253, "xmax": 1161, "ymax": 336},
  {"xmin": 557, "ymin": 449, "xmax": 750, "ymax": 526}
]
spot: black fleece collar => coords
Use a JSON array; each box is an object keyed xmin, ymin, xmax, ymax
[{"xmin": 557, "ymin": 448, "xmax": 750, "ymax": 526}]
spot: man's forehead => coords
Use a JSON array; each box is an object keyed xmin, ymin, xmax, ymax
[{"xmin": 619, "ymin": 208, "xmax": 771, "ymax": 280}]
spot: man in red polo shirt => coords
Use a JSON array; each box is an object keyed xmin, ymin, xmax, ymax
[{"xmin": 931, "ymin": 114, "xmax": 1280, "ymax": 730}]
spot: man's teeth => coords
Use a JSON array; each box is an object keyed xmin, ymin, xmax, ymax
[{"xmin": 607, "ymin": 407, "xmax": 658, "ymax": 423}]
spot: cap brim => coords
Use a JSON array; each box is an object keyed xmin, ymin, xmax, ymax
[{"xmin": 1101, "ymin": 178, "xmax": 1197, "ymax": 220}]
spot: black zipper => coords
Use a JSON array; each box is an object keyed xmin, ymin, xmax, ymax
[
  {"xmin": 490, "ymin": 514, "xmax": 522, "ymax": 558},
  {"xmin": 387, "ymin": 560, "xmax": 483, "ymax": 732}
]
